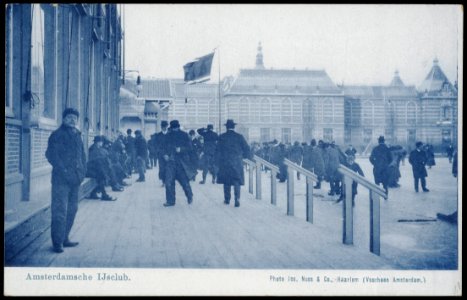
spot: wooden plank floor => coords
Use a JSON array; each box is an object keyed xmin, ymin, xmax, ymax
[{"xmin": 8, "ymin": 167, "xmax": 397, "ymax": 269}]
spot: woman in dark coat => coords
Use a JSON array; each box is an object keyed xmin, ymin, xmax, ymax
[{"xmin": 216, "ymin": 119, "xmax": 252, "ymax": 207}]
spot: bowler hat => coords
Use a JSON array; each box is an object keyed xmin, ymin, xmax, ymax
[
  {"xmin": 62, "ymin": 107, "xmax": 79, "ymax": 119},
  {"xmin": 416, "ymin": 141, "xmax": 423, "ymax": 147},
  {"xmin": 134, "ymin": 130, "xmax": 142, "ymax": 135},
  {"xmin": 161, "ymin": 120, "xmax": 168, "ymax": 128},
  {"xmin": 224, "ymin": 119, "xmax": 237, "ymax": 128},
  {"xmin": 170, "ymin": 120, "xmax": 180, "ymax": 129}
]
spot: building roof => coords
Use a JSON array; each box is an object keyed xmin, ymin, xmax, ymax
[
  {"xmin": 139, "ymin": 79, "xmax": 172, "ymax": 99},
  {"xmin": 144, "ymin": 101, "xmax": 160, "ymax": 114},
  {"xmin": 389, "ymin": 70, "xmax": 405, "ymax": 87},
  {"xmin": 171, "ymin": 79, "xmax": 218, "ymax": 98},
  {"xmin": 226, "ymin": 68, "xmax": 342, "ymax": 94},
  {"xmin": 344, "ymin": 85, "xmax": 417, "ymax": 99},
  {"xmin": 418, "ymin": 58, "xmax": 456, "ymax": 96}
]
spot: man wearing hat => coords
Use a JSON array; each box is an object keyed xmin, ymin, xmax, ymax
[
  {"xmin": 215, "ymin": 119, "xmax": 252, "ymax": 207},
  {"xmin": 134, "ymin": 130, "xmax": 148, "ymax": 182},
  {"xmin": 124, "ymin": 129, "xmax": 136, "ymax": 175},
  {"xmin": 163, "ymin": 120, "xmax": 196, "ymax": 206},
  {"xmin": 369, "ymin": 135, "xmax": 392, "ymax": 194},
  {"xmin": 153, "ymin": 120, "xmax": 170, "ymax": 186},
  {"xmin": 409, "ymin": 141, "xmax": 430, "ymax": 192},
  {"xmin": 197, "ymin": 123, "xmax": 219, "ymax": 184},
  {"xmin": 45, "ymin": 108, "xmax": 87, "ymax": 253}
]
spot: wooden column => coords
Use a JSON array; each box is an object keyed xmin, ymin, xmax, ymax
[
  {"xmin": 370, "ymin": 190, "xmax": 381, "ymax": 255},
  {"xmin": 248, "ymin": 163, "xmax": 254, "ymax": 194},
  {"xmin": 287, "ymin": 166, "xmax": 294, "ymax": 216},
  {"xmin": 255, "ymin": 161, "xmax": 261, "ymax": 200},
  {"xmin": 271, "ymin": 170, "xmax": 277, "ymax": 205},
  {"xmin": 306, "ymin": 177, "xmax": 313, "ymax": 223},
  {"xmin": 343, "ymin": 176, "xmax": 353, "ymax": 245}
]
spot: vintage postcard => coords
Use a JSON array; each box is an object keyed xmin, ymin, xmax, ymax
[{"xmin": 4, "ymin": 4, "xmax": 462, "ymax": 296}]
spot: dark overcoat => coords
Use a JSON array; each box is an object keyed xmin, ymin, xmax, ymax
[
  {"xmin": 197, "ymin": 128, "xmax": 218, "ymax": 156},
  {"xmin": 369, "ymin": 144, "xmax": 392, "ymax": 185},
  {"xmin": 409, "ymin": 149, "xmax": 428, "ymax": 178},
  {"xmin": 86, "ymin": 143, "xmax": 111, "ymax": 181},
  {"xmin": 45, "ymin": 125, "xmax": 87, "ymax": 186},
  {"xmin": 302, "ymin": 146, "xmax": 325, "ymax": 178},
  {"xmin": 134, "ymin": 136, "xmax": 148, "ymax": 159},
  {"xmin": 289, "ymin": 144, "xmax": 303, "ymax": 164},
  {"xmin": 166, "ymin": 129, "xmax": 198, "ymax": 180},
  {"xmin": 216, "ymin": 130, "xmax": 251, "ymax": 185}
]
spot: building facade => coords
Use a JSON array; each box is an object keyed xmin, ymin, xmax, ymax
[{"xmin": 5, "ymin": 4, "xmax": 123, "ymax": 207}]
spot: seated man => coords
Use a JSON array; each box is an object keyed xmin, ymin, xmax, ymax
[{"xmin": 86, "ymin": 136, "xmax": 116, "ymax": 201}]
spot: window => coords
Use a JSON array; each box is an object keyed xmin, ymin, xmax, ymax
[
  {"xmin": 363, "ymin": 128, "xmax": 372, "ymax": 144},
  {"xmin": 406, "ymin": 101, "xmax": 417, "ymax": 125},
  {"xmin": 5, "ymin": 5, "xmax": 13, "ymax": 115},
  {"xmin": 362, "ymin": 100, "xmax": 374, "ymax": 126},
  {"xmin": 344, "ymin": 100, "xmax": 352, "ymax": 126},
  {"xmin": 344, "ymin": 128, "xmax": 351, "ymax": 144},
  {"xmin": 281, "ymin": 98, "xmax": 292, "ymax": 123},
  {"xmin": 260, "ymin": 98, "xmax": 271, "ymax": 123},
  {"xmin": 442, "ymin": 129, "xmax": 451, "ymax": 145},
  {"xmin": 239, "ymin": 97, "xmax": 249, "ymax": 122},
  {"xmin": 260, "ymin": 128, "xmax": 270, "ymax": 143},
  {"xmin": 441, "ymin": 106, "xmax": 452, "ymax": 120},
  {"xmin": 323, "ymin": 99, "xmax": 333, "ymax": 123},
  {"xmin": 227, "ymin": 98, "xmax": 239, "ymax": 121},
  {"xmin": 282, "ymin": 128, "xmax": 291, "ymax": 144},
  {"xmin": 323, "ymin": 128, "xmax": 333, "ymax": 142},
  {"xmin": 31, "ymin": 4, "xmax": 45, "ymax": 116}
]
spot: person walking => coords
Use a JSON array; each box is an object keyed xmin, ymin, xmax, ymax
[
  {"xmin": 369, "ymin": 136, "xmax": 392, "ymax": 194},
  {"xmin": 409, "ymin": 141, "xmax": 430, "ymax": 192},
  {"xmin": 45, "ymin": 108, "xmax": 87, "ymax": 253},
  {"xmin": 153, "ymin": 120, "xmax": 170, "ymax": 186},
  {"xmin": 163, "ymin": 120, "xmax": 196, "ymax": 207},
  {"xmin": 216, "ymin": 119, "xmax": 252, "ymax": 207},
  {"xmin": 197, "ymin": 124, "xmax": 219, "ymax": 184},
  {"xmin": 134, "ymin": 130, "xmax": 148, "ymax": 182}
]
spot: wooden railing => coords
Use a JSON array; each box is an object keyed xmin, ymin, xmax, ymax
[
  {"xmin": 338, "ymin": 164, "xmax": 387, "ymax": 255},
  {"xmin": 243, "ymin": 155, "xmax": 388, "ymax": 256}
]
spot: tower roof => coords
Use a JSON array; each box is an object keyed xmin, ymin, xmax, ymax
[
  {"xmin": 255, "ymin": 42, "xmax": 265, "ymax": 69},
  {"xmin": 389, "ymin": 70, "xmax": 405, "ymax": 87},
  {"xmin": 418, "ymin": 58, "xmax": 455, "ymax": 95}
]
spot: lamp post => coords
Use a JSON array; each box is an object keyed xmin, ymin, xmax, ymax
[{"xmin": 122, "ymin": 70, "xmax": 142, "ymax": 97}]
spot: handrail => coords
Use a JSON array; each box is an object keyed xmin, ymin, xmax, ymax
[
  {"xmin": 253, "ymin": 155, "xmax": 279, "ymax": 172},
  {"xmin": 283, "ymin": 159, "xmax": 318, "ymax": 181},
  {"xmin": 338, "ymin": 164, "xmax": 387, "ymax": 199}
]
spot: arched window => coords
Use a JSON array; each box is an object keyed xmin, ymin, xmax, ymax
[
  {"xmin": 239, "ymin": 97, "xmax": 249, "ymax": 122},
  {"xmin": 406, "ymin": 101, "xmax": 417, "ymax": 125},
  {"xmin": 281, "ymin": 98, "xmax": 292, "ymax": 122},
  {"xmin": 260, "ymin": 98, "xmax": 271, "ymax": 123},
  {"xmin": 322, "ymin": 99, "xmax": 333, "ymax": 123},
  {"xmin": 227, "ymin": 98, "xmax": 239, "ymax": 121},
  {"xmin": 362, "ymin": 100, "xmax": 374, "ymax": 126},
  {"xmin": 441, "ymin": 105, "xmax": 452, "ymax": 120}
]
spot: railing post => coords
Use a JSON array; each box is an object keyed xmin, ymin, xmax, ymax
[
  {"xmin": 370, "ymin": 190, "xmax": 381, "ymax": 255},
  {"xmin": 271, "ymin": 170, "xmax": 277, "ymax": 205},
  {"xmin": 248, "ymin": 163, "xmax": 254, "ymax": 194},
  {"xmin": 306, "ymin": 176, "xmax": 313, "ymax": 223},
  {"xmin": 255, "ymin": 161, "xmax": 262, "ymax": 200},
  {"xmin": 343, "ymin": 176, "xmax": 353, "ymax": 245},
  {"xmin": 287, "ymin": 165, "xmax": 294, "ymax": 216}
]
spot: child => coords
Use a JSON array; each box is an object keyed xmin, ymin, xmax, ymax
[{"xmin": 335, "ymin": 154, "xmax": 364, "ymax": 206}]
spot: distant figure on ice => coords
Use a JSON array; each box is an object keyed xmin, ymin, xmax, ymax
[
  {"xmin": 288, "ymin": 141, "xmax": 304, "ymax": 179},
  {"xmin": 336, "ymin": 154, "xmax": 364, "ymax": 206},
  {"xmin": 302, "ymin": 139, "xmax": 325, "ymax": 189},
  {"xmin": 163, "ymin": 120, "xmax": 196, "ymax": 206},
  {"xmin": 446, "ymin": 144, "xmax": 454, "ymax": 163},
  {"xmin": 409, "ymin": 141, "xmax": 430, "ymax": 193},
  {"xmin": 216, "ymin": 119, "xmax": 252, "ymax": 207},
  {"xmin": 387, "ymin": 145, "xmax": 404, "ymax": 188},
  {"xmin": 124, "ymin": 129, "xmax": 136, "ymax": 175},
  {"xmin": 45, "ymin": 108, "xmax": 86, "ymax": 253},
  {"xmin": 424, "ymin": 143, "xmax": 436, "ymax": 169},
  {"xmin": 369, "ymin": 136, "xmax": 392, "ymax": 194},
  {"xmin": 197, "ymin": 124, "xmax": 219, "ymax": 184}
]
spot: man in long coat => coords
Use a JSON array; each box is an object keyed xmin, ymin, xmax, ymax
[
  {"xmin": 216, "ymin": 119, "xmax": 252, "ymax": 207},
  {"xmin": 409, "ymin": 141, "xmax": 430, "ymax": 192},
  {"xmin": 197, "ymin": 124, "xmax": 219, "ymax": 184},
  {"xmin": 163, "ymin": 120, "xmax": 196, "ymax": 206},
  {"xmin": 45, "ymin": 108, "xmax": 87, "ymax": 253},
  {"xmin": 302, "ymin": 139, "xmax": 325, "ymax": 189},
  {"xmin": 289, "ymin": 141, "xmax": 304, "ymax": 180},
  {"xmin": 134, "ymin": 130, "xmax": 148, "ymax": 182},
  {"xmin": 369, "ymin": 136, "xmax": 392, "ymax": 194},
  {"xmin": 153, "ymin": 120, "xmax": 170, "ymax": 186}
]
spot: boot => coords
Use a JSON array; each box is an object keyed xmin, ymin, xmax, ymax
[{"xmin": 234, "ymin": 199, "xmax": 240, "ymax": 207}]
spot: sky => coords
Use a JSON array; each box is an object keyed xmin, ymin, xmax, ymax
[{"xmin": 123, "ymin": 4, "xmax": 462, "ymax": 86}]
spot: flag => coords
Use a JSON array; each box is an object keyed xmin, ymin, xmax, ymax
[{"xmin": 183, "ymin": 52, "xmax": 215, "ymax": 83}]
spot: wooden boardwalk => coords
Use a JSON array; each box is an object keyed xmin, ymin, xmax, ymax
[{"xmin": 8, "ymin": 167, "xmax": 397, "ymax": 269}]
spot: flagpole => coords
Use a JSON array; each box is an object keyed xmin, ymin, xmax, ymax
[{"xmin": 218, "ymin": 47, "xmax": 222, "ymax": 134}]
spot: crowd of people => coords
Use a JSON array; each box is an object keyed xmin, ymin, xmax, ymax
[{"xmin": 45, "ymin": 107, "xmax": 457, "ymax": 253}]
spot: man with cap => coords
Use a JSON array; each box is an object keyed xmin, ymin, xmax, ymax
[
  {"xmin": 45, "ymin": 108, "xmax": 87, "ymax": 253},
  {"xmin": 369, "ymin": 136, "xmax": 392, "ymax": 194},
  {"xmin": 215, "ymin": 119, "xmax": 252, "ymax": 207},
  {"xmin": 163, "ymin": 120, "xmax": 196, "ymax": 206},
  {"xmin": 409, "ymin": 141, "xmax": 430, "ymax": 192},
  {"xmin": 197, "ymin": 124, "xmax": 219, "ymax": 184},
  {"xmin": 153, "ymin": 120, "xmax": 170, "ymax": 186},
  {"xmin": 134, "ymin": 130, "xmax": 148, "ymax": 182}
]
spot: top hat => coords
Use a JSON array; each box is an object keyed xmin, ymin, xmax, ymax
[
  {"xmin": 170, "ymin": 120, "xmax": 180, "ymax": 129},
  {"xmin": 224, "ymin": 119, "xmax": 237, "ymax": 128},
  {"xmin": 416, "ymin": 141, "xmax": 423, "ymax": 147}
]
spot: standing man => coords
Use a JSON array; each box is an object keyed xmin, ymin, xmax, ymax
[
  {"xmin": 45, "ymin": 108, "xmax": 87, "ymax": 253},
  {"xmin": 197, "ymin": 124, "xmax": 219, "ymax": 184},
  {"xmin": 134, "ymin": 130, "xmax": 148, "ymax": 182},
  {"xmin": 154, "ymin": 121, "xmax": 170, "ymax": 186},
  {"xmin": 216, "ymin": 119, "xmax": 252, "ymax": 207},
  {"xmin": 289, "ymin": 141, "xmax": 304, "ymax": 180},
  {"xmin": 409, "ymin": 141, "xmax": 430, "ymax": 192},
  {"xmin": 124, "ymin": 129, "xmax": 136, "ymax": 175},
  {"xmin": 369, "ymin": 136, "xmax": 392, "ymax": 194},
  {"xmin": 163, "ymin": 120, "xmax": 196, "ymax": 206}
]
